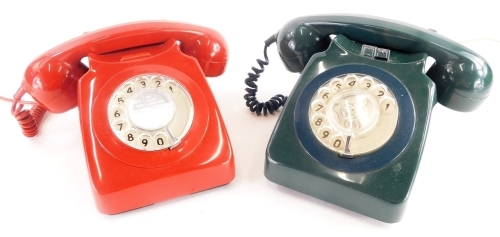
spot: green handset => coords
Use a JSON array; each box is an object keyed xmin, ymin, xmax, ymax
[{"xmin": 256, "ymin": 15, "xmax": 493, "ymax": 223}]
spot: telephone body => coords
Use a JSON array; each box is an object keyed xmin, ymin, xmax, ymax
[
  {"xmin": 16, "ymin": 21, "xmax": 235, "ymax": 214},
  {"xmin": 265, "ymin": 15, "xmax": 493, "ymax": 222}
]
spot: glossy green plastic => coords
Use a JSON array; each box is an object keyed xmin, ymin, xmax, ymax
[
  {"xmin": 276, "ymin": 14, "xmax": 493, "ymax": 112},
  {"xmin": 266, "ymin": 35, "xmax": 437, "ymax": 223}
]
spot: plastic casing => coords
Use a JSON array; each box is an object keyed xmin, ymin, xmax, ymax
[
  {"xmin": 266, "ymin": 34, "xmax": 435, "ymax": 223},
  {"xmin": 265, "ymin": 14, "xmax": 494, "ymax": 223},
  {"xmin": 21, "ymin": 22, "xmax": 235, "ymax": 214},
  {"xmin": 276, "ymin": 15, "xmax": 493, "ymax": 112}
]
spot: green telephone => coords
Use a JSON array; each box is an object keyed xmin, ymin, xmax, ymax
[{"xmin": 246, "ymin": 15, "xmax": 493, "ymax": 223}]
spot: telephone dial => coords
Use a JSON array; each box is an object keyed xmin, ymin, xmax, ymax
[
  {"xmin": 11, "ymin": 21, "xmax": 235, "ymax": 214},
  {"xmin": 244, "ymin": 15, "xmax": 493, "ymax": 222}
]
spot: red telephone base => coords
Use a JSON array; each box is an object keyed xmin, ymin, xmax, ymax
[
  {"xmin": 92, "ymin": 149, "xmax": 234, "ymax": 215},
  {"xmin": 78, "ymin": 39, "xmax": 234, "ymax": 214}
]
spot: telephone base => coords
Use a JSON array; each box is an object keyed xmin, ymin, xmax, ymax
[
  {"xmin": 93, "ymin": 158, "xmax": 234, "ymax": 215},
  {"xmin": 77, "ymin": 37, "xmax": 235, "ymax": 214},
  {"xmin": 265, "ymin": 36, "xmax": 438, "ymax": 222},
  {"xmin": 264, "ymin": 160, "xmax": 406, "ymax": 223}
]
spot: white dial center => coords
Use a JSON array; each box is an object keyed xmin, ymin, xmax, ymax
[
  {"xmin": 327, "ymin": 89, "xmax": 380, "ymax": 137},
  {"xmin": 127, "ymin": 89, "xmax": 176, "ymax": 131}
]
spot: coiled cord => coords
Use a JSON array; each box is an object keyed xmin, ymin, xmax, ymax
[
  {"xmin": 244, "ymin": 34, "xmax": 287, "ymax": 116},
  {"xmin": 13, "ymin": 105, "xmax": 47, "ymax": 137},
  {"xmin": 11, "ymin": 88, "xmax": 47, "ymax": 137}
]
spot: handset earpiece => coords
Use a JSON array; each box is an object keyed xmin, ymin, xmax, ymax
[
  {"xmin": 276, "ymin": 21, "xmax": 332, "ymax": 72},
  {"xmin": 178, "ymin": 32, "xmax": 228, "ymax": 77},
  {"xmin": 24, "ymin": 58, "xmax": 89, "ymax": 113},
  {"xmin": 276, "ymin": 15, "xmax": 493, "ymax": 111},
  {"xmin": 15, "ymin": 21, "xmax": 229, "ymax": 138},
  {"xmin": 22, "ymin": 22, "xmax": 228, "ymax": 114},
  {"xmin": 427, "ymin": 51, "xmax": 492, "ymax": 112}
]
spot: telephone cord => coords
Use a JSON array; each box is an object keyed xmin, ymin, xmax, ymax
[
  {"xmin": 243, "ymin": 34, "xmax": 287, "ymax": 116},
  {"xmin": 10, "ymin": 87, "xmax": 47, "ymax": 137},
  {"xmin": 0, "ymin": 95, "xmax": 37, "ymax": 105}
]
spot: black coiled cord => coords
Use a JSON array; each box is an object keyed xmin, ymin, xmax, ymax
[{"xmin": 244, "ymin": 34, "xmax": 287, "ymax": 116}]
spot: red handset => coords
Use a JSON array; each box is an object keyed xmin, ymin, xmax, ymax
[{"xmin": 13, "ymin": 21, "xmax": 234, "ymax": 214}]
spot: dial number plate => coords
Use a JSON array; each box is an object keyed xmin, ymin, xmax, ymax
[
  {"xmin": 308, "ymin": 73, "xmax": 399, "ymax": 157},
  {"xmin": 107, "ymin": 74, "xmax": 194, "ymax": 151}
]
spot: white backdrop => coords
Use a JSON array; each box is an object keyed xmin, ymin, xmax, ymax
[{"xmin": 0, "ymin": 1, "xmax": 498, "ymax": 236}]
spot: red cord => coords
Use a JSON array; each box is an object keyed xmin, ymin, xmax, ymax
[{"xmin": 10, "ymin": 88, "xmax": 47, "ymax": 137}]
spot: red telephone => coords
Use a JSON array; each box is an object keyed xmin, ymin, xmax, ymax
[{"xmin": 11, "ymin": 21, "xmax": 235, "ymax": 214}]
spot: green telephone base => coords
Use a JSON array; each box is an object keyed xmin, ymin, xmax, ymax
[{"xmin": 265, "ymin": 35, "xmax": 437, "ymax": 223}]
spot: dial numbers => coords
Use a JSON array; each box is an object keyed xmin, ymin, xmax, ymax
[
  {"xmin": 311, "ymin": 100, "xmax": 326, "ymax": 113},
  {"xmin": 372, "ymin": 84, "xmax": 388, "ymax": 98},
  {"xmin": 329, "ymin": 79, "xmax": 344, "ymax": 92},
  {"xmin": 344, "ymin": 74, "xmax": 359, "ymax": 89},
  {"xmin": 139, "ymin": 134, "xmax": 153, "ymax": 148},
  {"xmin": 318, "ymin": 87, "xmax": 333, "ymax": 101},
  {"xmin": 113, "ymin": 119, "xmax": 128, "ymax": 132},
  {"xmin": 136, "ymin": 78, "xmax": 148, "ymax": 88},
  {"xmin": 318, "ymin": 126, "xmax": 333, "ymax": 144},
  {"xmin": 359, "ymin": 76, "xmax": 374, "ymax": 90},
  {"xmin": 107, "ymin": 74, "xmax": 194, "ymax": 151},
  {"xmin": 122, "ymin": 83, "xmax": 136, "ymax": 95},
  {"xmin": 308, "ymin": 73, "xmax": 399, "ymax": 157}
]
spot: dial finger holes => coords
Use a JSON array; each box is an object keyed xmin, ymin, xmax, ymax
[
  {"xmin": 359, "ymin": 76, "xmax": 374, "ymax": 90},
  {"xmin": 111, "ymin": 93, "xmax": 126, "ymax": 106},
  {"xmin": 112, "ymin": 119, "xmax": 128, "ymax": 132},
  {"xmin": 318, "ymin": 126, "xmax": 333, "ymax": 144},
  {"xmin": 331, "ymin": 135, "xmax": 345, "ymax": 150},
  {"xmin": 124, "ymin": 129, "xmax": 139, "ymax": 145},
  {"xmin": 165, "ymin": 80, "xmax": 180, "ymax": 96},
  {"xmin": 380, "ymin": 97, "xmax": 396, "ymax": 113},
  {"xmin": 372, "ymin": 84, "xmax": 388, "ymax": 98},
  {"xmin": 318, "ymin": 87, "xmax": 332, "ymax": 101},
  {"xmin": 139, "ymin": 133, "xmax": 153, "ymax": 149},
  {"xmin": 154, "ymin": 132, "xmax": 171, "ymax": 148},
  {"xmin": 340, "ymin": 103, "xmax": 357, "ymax": 119},
  {"xmin": 308, "ymin": 73, "xmax": 399, "ymax": 157},
  {"xmin": 344, "ymin": 119, "xmax": 361, "ymax": 130},
  {"xmin": 110, "ymin": 107, "xmax": 125, "ymax": 120},
  {"xmin": 108, "ymin": 74, "xmax": 194, "ymax": 152},
  {"xmin": 135, "ymin": 77, "xmax": 149, "ymax": 89},
  {"xmin": 329, "ymin": 78, "xmax": 344, "ymax": 92},
  {"xmin": 311, "ymin": 99, "xmax": 326, "ymax": 113},
  {"xmin": 121, "ymin": 82, "xmax": 137, "ymax": 95},
  {"xmin": 311, "ymin": 113, "xmax": 326, "ymax": 128},
  {"xmin": 344, "ymin": 74, "xmax": 359, "ymax": 89},
  {"xmin": 151, "ymin": 76, "xmax": 165, "ymax": 88}
]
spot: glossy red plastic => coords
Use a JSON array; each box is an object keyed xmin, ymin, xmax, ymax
[
  {"xmin": 21, "ymin": 21, "xmax": 234, "ymax": 214},
  {"xmin": 22, "ymin": 21, "xmax": 228, "ymax": 113}
]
